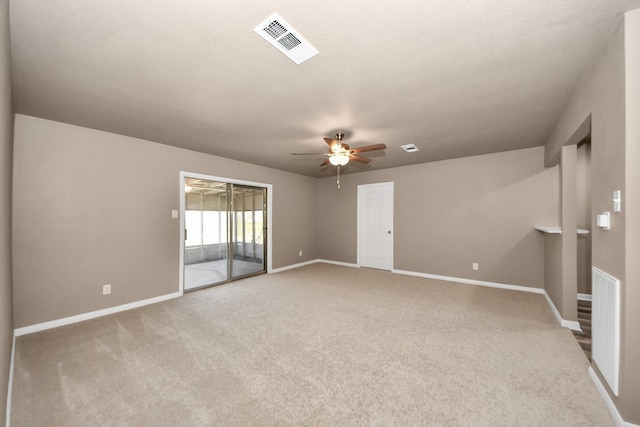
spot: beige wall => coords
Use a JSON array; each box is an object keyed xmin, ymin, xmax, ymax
[
  {"xmin": 623, "ymin": 8, "xmax": 640, "ymax": 424},
  {"xmin": 544, "ymin": 20, "xmax": 626, "ymax": 280},
  {"xmin": 0, "ymin": 0, "xmax": 11, "ymax": 419},
  {"xmin": 544, "ymin": 12, "xmax": 640, "ymax": 423},
  {"xmin": 576, "ymin": 141, "xmax": 592, "ymax": 294},
  {"xmin": 543, "ymin": 234, "xmax": 562, "ymax": 308},
  {"xmin": 12, "ymin": 115, "xmax": 317, "ymax": 328},
  {"xmin": 560, "ymin": 145, "xmax": 577, "ymax": 322},
  {"xmin": 317, "ymin": 147, "xmax": 559, "ymax": 289}
]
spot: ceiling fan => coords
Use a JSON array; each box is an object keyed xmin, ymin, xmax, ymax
[
  {"xmin": 293, "ymin": 132, "xmax": 386, "ymax": 167},
  {"xmin": 292, "ymin": 132, "xmax": 386, "ymax": 189}
]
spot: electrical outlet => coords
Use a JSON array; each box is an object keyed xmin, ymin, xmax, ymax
[
  {"xmin": 102, "ymin": 284, "xmax": 111, "ymax": 295},
  {"xmin": 472, "ymin": 263, "xmax": 479, "ymax": 271},
  {"xmin": 299, "ymin": 250, "xmax": 303, "ymax": 257}
]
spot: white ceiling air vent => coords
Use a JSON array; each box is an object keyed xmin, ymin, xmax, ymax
[
  {"xmin": 254, "ymin": 13, "xmax": 319, "ymax": 65},
  {"xmin": 401, "ymin": 143, "xmax": 420, "ymax": 153}
]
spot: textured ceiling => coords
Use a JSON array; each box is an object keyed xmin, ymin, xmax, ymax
[{"xmin": 9, "ymin": 1, "xmax": 640, "ymax": 177}]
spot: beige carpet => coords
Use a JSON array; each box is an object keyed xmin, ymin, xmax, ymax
[{"xmin": 11, "ymin": 264, "xmax": 613, "ymax": 426}]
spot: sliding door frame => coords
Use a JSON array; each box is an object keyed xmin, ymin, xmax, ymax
[{"xmin": 178, "ymin": 171, "xmax": 273, "ymax": 294}]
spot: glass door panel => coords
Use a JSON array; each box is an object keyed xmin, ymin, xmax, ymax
[
  {"xmin": 230, "ymin": 185, "xmax": 266, "ymax": 279},
  {"xmin": 184, "ymin": 179, "xmax": 229, "ymax": 290}
]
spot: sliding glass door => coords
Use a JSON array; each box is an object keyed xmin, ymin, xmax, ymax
[{"xmin": 184, "ymin": 178, "xmax": 266, "ymax": 291}]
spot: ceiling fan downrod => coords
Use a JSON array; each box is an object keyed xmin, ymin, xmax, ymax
[{"xmin": 336, "ymin": 132, "xmax": 344, "ymax": 189}]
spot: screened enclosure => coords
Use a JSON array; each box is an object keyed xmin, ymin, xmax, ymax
[{"xmin": 184, "ymin": 178, "xmax": 266, "ymax": 290}]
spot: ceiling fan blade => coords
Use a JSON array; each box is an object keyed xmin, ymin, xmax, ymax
[
  {"xmin": 291, "ymin": 152, "xmax": 327, "ymax": 155},
  {"xmin": 323, "ymin": 137, "xmax": 338, "ymax": 148},
  {"xmin": 351, "ymin": 143, "xmax": 386, "ymax": 154},
  {"xmin": 319, "ymin": 159, "xmax": 330, "ymax": 166},
  {"xmin": 349, "ymin": 154, "xmax": 371, "ymax": 163}
]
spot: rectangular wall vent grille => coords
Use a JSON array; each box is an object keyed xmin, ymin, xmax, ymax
[
  {"xmin": 592, "ymin": 266, "xmax": 620, "ymax": 396},
  {"xmin": 254, "ymin": 13, "xmax": 318, "ymax": 65}
]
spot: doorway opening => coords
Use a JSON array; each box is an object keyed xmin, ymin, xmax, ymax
[
  {"xmin": 179, "ymin": 173, "xmax": 272, "ymax": 292},
  {"xmin": 573, "ymin": 134, "xmax": 592, "ymax": 360},
  {"xmin": 577, "ymin": 136, "xmax": 592, "ymax": 298}
]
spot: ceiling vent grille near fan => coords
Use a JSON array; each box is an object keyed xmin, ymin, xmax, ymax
[
  {"xmin": 254, "ymin": 13, "xmax": 318, "ymax": 64},
  {"xmin": 401, "ymin": 143, "xmax": 420, "ymax": 153}
]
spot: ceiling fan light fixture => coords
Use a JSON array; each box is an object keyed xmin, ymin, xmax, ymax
[{"xmin": 329, "ymin": 154, "xmax": 349, "ymax": 166}]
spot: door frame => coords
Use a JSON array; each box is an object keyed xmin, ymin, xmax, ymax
[
  {"xmin": 357, "ymin": 181, "xmax": 394, "ymax": 270},
  {"xmin": 179, "ymin": 171, "xmax": 273, "ymax": 294}
]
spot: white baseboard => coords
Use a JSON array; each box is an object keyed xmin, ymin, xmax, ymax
[
  {"xmin": 589, "ymin": 367, "xmax": 639, "ymax": 427},
  {"xmin": 390, "ymin": 269, "xmax": 581, "ymax": 332},
  {"xmin": 273, "ymin": 263, "xmax": 581, "ymax": 332},
  {"xmin": 20, "ymin": 262, "xmax": 570, "ymax": 338},
  {"xmin": 578, "ymin": 293, "xmax": 593, "ymax": 301},
  {"xmin": 392, "ymin": 269, "xmax": 545, "ymax": 295},
  {"xmin": 274, "ymin": 264, "xmax": 548, "ymax": 300},
  {"xmin": 5, "ymin": 332, "xmax": 15, "ymax": 427},
  {"xmin": 14, "ymin": 291, "xmax": 183, "ymax": 337},
  {"xmin": 316, "ymin": 259, "xmax": 359, "ymax": 268},
  {"xmin": 543, "ymin": 291, "xmax": 582, "ymax": 331},
  {"xmin": 271, "ymin": 259, "xmax": 360, "ymax": 273},
  {"xmin": 269, "ymin": 260, "xmax": 319, "ymax": 273},
  {"xmin": 16, "ymin": 259, "xmax": 361, "ymax": 336}
]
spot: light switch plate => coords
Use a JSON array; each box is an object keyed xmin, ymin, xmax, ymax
[{"xmin": 613, "ymin": 191, "xmax": 621, "ymax": 212}]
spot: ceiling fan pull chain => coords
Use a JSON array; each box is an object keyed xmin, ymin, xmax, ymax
[{"xmin": 337, "ymin": 164, "xmax": 341, "ymax": 189}]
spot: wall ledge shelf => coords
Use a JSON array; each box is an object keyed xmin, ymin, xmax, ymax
[{"xmin": 535, "ymin": 226, "xmax": 589, "ymax": 235}]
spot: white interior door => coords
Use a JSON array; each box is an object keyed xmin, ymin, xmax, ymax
[{"xmin": 358, "ymin": 182, "xmax": 394, "ymax": 270}]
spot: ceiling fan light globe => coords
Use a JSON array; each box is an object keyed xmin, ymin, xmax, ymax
[{"xmin": 329, "ymin": 154, "xmax": 349, "ymax": 166}]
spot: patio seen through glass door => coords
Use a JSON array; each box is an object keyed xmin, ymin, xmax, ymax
[{"xmin": 184, "ymin": 178, "xmax": 266, "ymax": 290}]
